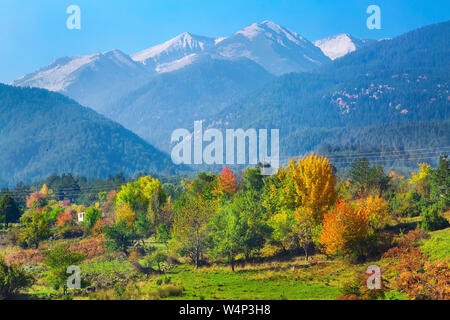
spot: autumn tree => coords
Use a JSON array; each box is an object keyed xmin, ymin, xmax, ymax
[
  {"xmin": 409, "ymin": 163, "xmax": 432, "ymax": 198},
  {"xmin": 319, "ymin": 200, "xmax": 370, "ymax": 257},
  {"xmin": 26, "ymin": 184, "xmax": 50, "ymax": 209},
  {"xmin": 287, "ymin": 153, "xmax": 338, "ymax": 225},
  {"xmin": 319, "ymin": 196, "xmax": 389, "ymax": 259},
  {"xmin": 262, "ymin": 155, "xmax": 337, "ymax": 255},
  {"xmin": 292, "ymin": 208, "xmax": 315, "ymax": 260},
  {"xmin": 216, "ymin": 167, "xmax": 237, "ymax": 197},
  {"xmin": 115, "ymin": 203, "xmax": 136, "ymax": 230},
  {"xmin": 355, "ymin": 195, "xmax": 390, "ymax": 230},
  {"xmin": 115, "ymin": 176, "xmax": 166, "ymax": 235},
  {"xmin": 56, "ymin": 211, "xmax": 73, "ymax": 227}
]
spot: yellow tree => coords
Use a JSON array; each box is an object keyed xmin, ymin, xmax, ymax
[
  {"xmin": 355, "ymin": 195, "xmax": 390, "ymax": 230},
  {"xmin": 409, "ymin": 163, "xmax": 432, "ymax": 198},
  {"xmin": 115, "ymin": 203, "xmax": 136, "ymax": 230},
  {"xmin": 287, "ymin": 153, "xmax": 338, "ymax": 225}
]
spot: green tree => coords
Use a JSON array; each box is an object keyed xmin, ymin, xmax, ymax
[
  {"xmin": 421, "ymin": 204, "xmax": 449, "ymax": 231},
  {"xmin": 84, "ymin": 207, "xmax": 102, "ymax": 233},
  {"xmin": 149, "ymin": 251, "xmax": 168, "ymax": 272},
  {"xmin": 211, "ymin": 191, "xmax": 269, "ymax": 270},
  {"xmin": 349, "ymin": 158, "xmax": 390, "ymax": 197},
  {"xmin": 430, "ymin": 155, "xmax": 449, "ymax": 207},
  {"xmin": 104, "ymin": 221, "xmax": 138, "ymax": 256},
  {"xmin": 267, "ymin": 210, "xmax": 297, "ymax": 250},
  {"xmin": 187, "ymin": 172, "xmax": 217, "ymax": 201},
  {"xmin": 156, "ymin": 223, "xmax": 171, "ymax": 244},
  {"xmin": 210, "ymin": 207, "xmax": 245, "ymax": 271},
  {"xmin": 135, "ymin": 211, "xmax": 153, "ymax": 249},
  {"xmin": 18, "ymin": 209, "xmax": 51, "ymax": 248},
  {"xmin": 171, "ymin": 194, "xmax": 215, "ymax": 269},
  {"xmin": 0, "ymin": 193, "xmax": 21, "ymax": 227},
  {"xmin": 243, "ymin": 167, "xmax": 264, "ymax": 192},
  {"xmin": 0, "ymin": 256, "xmax": 34, "ymax": 299},
  {"xmin": 43, "ymin": 246, "xmax": 85, "ymax": 295}
]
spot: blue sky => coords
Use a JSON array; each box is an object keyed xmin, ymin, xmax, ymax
[{"xmin": 1, "ymin": 0, "xmax": 449, "ymax": 83}]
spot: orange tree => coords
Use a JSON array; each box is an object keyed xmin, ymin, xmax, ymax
[
  {"xmin": 319, "ymin": 195, "xmax": 390, "ymax": 259},
  {"xmin": 216, "ymin": 167, "xmax": 237, "ymax": 198},
  {"xmin": 319, "ymin": 200, "xmax": 370, "ymax": 257}
]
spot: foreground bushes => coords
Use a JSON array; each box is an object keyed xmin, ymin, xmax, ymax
[
  {"xmin": 421, "ymin": 205, "xmax": 449, "ymax": 231},
  {"xmin": 0, "ymin": 256, "xmax": 34, "ymax": 299},
  {"xmin": 383, "ymin": 230, "xmax": 450, "ymax": 300}
]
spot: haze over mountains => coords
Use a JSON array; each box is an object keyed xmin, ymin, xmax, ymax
[{"xmin": 5, "ymin": 20, "xmax": 449, "ymax": 183}]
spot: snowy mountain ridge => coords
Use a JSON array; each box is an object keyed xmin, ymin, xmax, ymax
[
  {"xmin": 12, "ymin": 21, "xmax": 375, "ymax": 112},
  {"xmin": 14, "ymin": 21, "xmax": 374, "ymax": 92},
  {"xmin": 313, "ymin": 34, "xmax": 376, "ymax": 60}
]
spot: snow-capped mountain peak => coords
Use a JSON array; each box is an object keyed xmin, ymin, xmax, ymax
[
  {"xmin": 236, "ymin": 20, "xmax": 307, "ymax": 46},
  {"xmin": 313, "ymin": 34, "xmax": 376, "ymax": 60},
  {"xmin": 12, "ymin": 49, "xmax": 139, "ymax": 92},
  {"xmin": 215, "ymin": 20, "xmax": 329, "ymax": 75},
  {"xmin": 131, "ymin": 32, "xmax": 215, "ymax": 66}
]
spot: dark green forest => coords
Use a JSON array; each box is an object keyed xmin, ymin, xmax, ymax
[{"xmin": 0, "ymin": 84, "xmax": 183, "ymax": 186}]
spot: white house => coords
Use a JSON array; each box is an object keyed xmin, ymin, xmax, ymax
[{"xmin": 78, "ymin": 211, "xmax": 85, "ymax": 223}]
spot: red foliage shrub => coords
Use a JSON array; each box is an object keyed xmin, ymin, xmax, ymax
[
  {"xmin": 56, "ymin": 211, "xmax": 73, "ymax": 227},
  {"xmin": 383, "ymin": 231, "xmax": 449, "ymax": 300},
  {"xmin": 68, "ymin": 236, "xmax": 105, "ymax": 259},
  {"xmin": 397, "ymin": 229, "xmax": 429, "ymax": 247},
  {"xmin": 5, "ymin": 249, "xmax": 44, "ymax": 265},
  {"xmin": 217, "ymin": 167, "xmax": 237, "ymax": 195}
]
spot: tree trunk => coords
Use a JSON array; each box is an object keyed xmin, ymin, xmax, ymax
[
  {"xmin": 230, "ymin": 254, "xmax": 235, "ymax": 272},
  {"xmin": 195, "ymin": 240, "xmax": 200, "ymax": 269}
]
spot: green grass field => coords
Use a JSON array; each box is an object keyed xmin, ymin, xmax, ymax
[
  {"xmin": 420, "ymin": 228, "xmax": 450, "ymax": 261},
  {"xmin": 85, "ymin": 256, "xmax": 370, "ymax": 300},
  {"xmin": 3, "ymin": 227, "xmax": 446, "ymax": 300}
]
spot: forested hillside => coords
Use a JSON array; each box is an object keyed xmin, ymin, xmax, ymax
[
  {"xmin": 0, "ymin": 84, "xmax": 180, "ymax": 186},
  {"xmin": 209, "ymin": 21, "xmax": 450, "ymax": 168}
]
